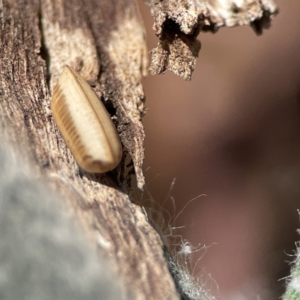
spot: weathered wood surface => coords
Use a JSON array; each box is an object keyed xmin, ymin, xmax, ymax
[
  {"xmin": 0, "ymin": 0, "xmax": 180, "ymax": 299},
  {"xmin": 147, "ymin": 0, "xmax": 279, "ymax": 80}
]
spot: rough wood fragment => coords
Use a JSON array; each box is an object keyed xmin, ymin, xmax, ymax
[
  {"xmin": 146, "ymin": 0, "xmax": 279, "ymax": 80},
  {"xmin": 0, "ymin": 0, "xmax": 180, "ymax": 299}
]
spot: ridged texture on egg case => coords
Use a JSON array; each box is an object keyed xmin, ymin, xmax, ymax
[{"xmin": 51, "ymin": 66, "xmax": 122, "ymax": 173}]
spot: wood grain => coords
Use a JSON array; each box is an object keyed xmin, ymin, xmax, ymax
[{"xmin": 0, "ymin": 1, "xmax": 180, "ymax": 299}]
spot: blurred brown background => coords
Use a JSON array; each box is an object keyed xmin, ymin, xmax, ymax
[{"xmin": 138, "ymin": 1, "xmax": 300, "ymax": 299}]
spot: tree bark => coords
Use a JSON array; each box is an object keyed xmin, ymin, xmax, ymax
[
  {"xmin": 0, "ymin": 0, "xmax": 179, "ymax": 299},
  {"xmin": 147, "ymin": 0, "xmax": 279, "ymax": 80}
]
